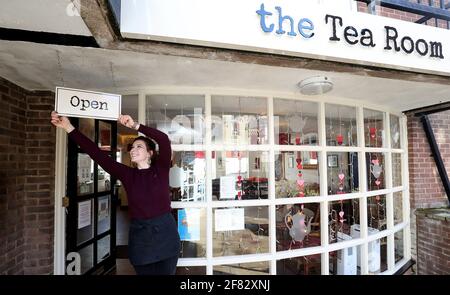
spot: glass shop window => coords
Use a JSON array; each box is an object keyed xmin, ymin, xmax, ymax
[
  {"xmin": 328, "ymin": 199, "xmax": 360, "ymax": 244},
  {"xmin": 170, "ymin": 151, "xmax": 206, "ymax": 202},
  {"xmin": 277, "ymin": 255, "xmax": 321, "ymax": 275},
  {"xmin": 393, "ymin": 192, "xmax": 403, "ymax": 225},
  {"xmin": 325, "ymin": 104, "xmax": 357, "ymax": 146},
  {"xmin": 274, "ymin": 98, "xmax": 319, "ymax": 146},
  {"xmin": 213, "ymin": 261, "xmax": 270, "ymax": 275},
  {"xmin": 275, "ymin": 151, "xmax": 320, "ymax": 198},
  {"xmin": 394, "ymin": 230, "xmax": 404, "ymax": 263},
  {"xmin": 390, "ymin": 114, "xmax": 401, "ymax": 149},
  {"xmin": 329, "ymin": 245, "xmax": 361, "ymax": 275},
  {"xmin": 327, "ymin": 152, "xmax": 359, "ymax": 195},
  {"xmin": 276, "ymin": 203, "xmax": 321, "ymax": 251},
  {"xmin": 212, "ymin": 206, "xmax": 269, "ymax": 257},
  {"xmin": 211, "ymin": 96, "xmax": 268, "ymax": 145},
  {"xmin": 366, "ymin": 152, "xmax": 385, "ymax": 191},
  {"xmin": 145, "ymin": 95, "xmax": 205, "ymax": 145},
  {"xmin": 392, "ymin": 153, "xmax": 402, "ymax": 187},
  {"xmin": 368, "ymin": 237, "xmax": 388, "ymax": 274},
  {"xmin": 172, "ymin": 208, "xmax": 206, "ymax": 258},
  {"xmin": 212, "ymin": 151, "xmax": 269, "ymax": 201},
  {"xmin": 364, "ymin": 108, "xmax": 385, "ymax": 148},
  {"xmin": 367, "ymin": 195, "xmax": 387, "ymax": 233}
]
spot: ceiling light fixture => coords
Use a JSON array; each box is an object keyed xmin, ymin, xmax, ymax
[{"xmin": 298, "ymin": 76, "xmax": 333, "ymax": 95}]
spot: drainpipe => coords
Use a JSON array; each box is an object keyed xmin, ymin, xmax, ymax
[{"xmin": 420, "ymin": 115, "xmax": 450, "ymax": 203}]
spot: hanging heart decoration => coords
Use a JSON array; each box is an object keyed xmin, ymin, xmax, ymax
[
  {"xmin": 338, "ymin": 173, "xmax": 345, "ymax": 181},
  {"xmin": 369, "ymin": 127, "xmax": 377, "ymax": 139},
  {"xmin": 336, "ymin": 134, "xmax": 343, "ymax": 145},
  {"xmin": 375, "ymin": 180, "xmax": 381, "ymax": 186},
  {"xmin": 296, "ymin": 152, "xmax": 305, "ymax": 200},
  {"xmin": 339, "ymin": 211, "xmax": 345, "ymax": 223}
]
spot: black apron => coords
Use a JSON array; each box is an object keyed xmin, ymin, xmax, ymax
[{"xmin": 128, "ymin": 212, "xmax": 181, "ymax": 266}]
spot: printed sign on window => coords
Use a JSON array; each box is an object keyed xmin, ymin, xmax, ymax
[
  {"xmin": 78, "ymin": 200, "xmax": 91, "ymax": 229},
  {"xmin": 178, "ymin": 208, "xmax": 201, "ymax": 241},
  {"xmin": 214, "ymin": 208, "xmax": 245, "ymax": 231}
]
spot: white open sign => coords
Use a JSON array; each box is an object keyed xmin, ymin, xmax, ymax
[{"xmin": 55, "ymin": 87, "xmax": 121, "ymax": 121}]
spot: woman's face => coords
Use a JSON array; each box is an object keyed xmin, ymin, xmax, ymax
[{"xmin": 129, "ymin": 140, "xmax": 153, "ymax": 165}]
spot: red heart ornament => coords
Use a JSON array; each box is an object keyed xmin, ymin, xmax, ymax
[{"xmin": 336, "ymin": 134, "xmax": 343, "ymax": 145}]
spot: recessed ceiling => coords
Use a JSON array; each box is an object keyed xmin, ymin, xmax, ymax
[
  {"xmin": 0, "ymin": 40, "xmax": 449, "ymax": 113},
  {"xmin": 0, "ymin": 0, "xmax": 91, "ymax": 36}
]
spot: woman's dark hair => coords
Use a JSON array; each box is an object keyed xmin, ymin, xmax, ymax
[{"xmin": 131, "ymin": 136, "xmax": 157, "ymax": 163}]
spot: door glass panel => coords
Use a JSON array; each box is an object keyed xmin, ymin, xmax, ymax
[
  {"xmin": 329, "ymin": 199, "xmax": 359, "ymax": 244},
  {"xmin": 97, "ymin": 167, "xmax": 111, "ymax": 193},
  {"xmin": 214, "ymin": 261, "xmax": 269, "ymax": 275},
  {"xmin": 277, "ymin": 255, "xmax": 321, "ymax": 275},
  {"xmin": 79, "ymin": 244, "xmax": 94, "ymax": 275},
  {"xmin": 97, "ymin": 195, "xmax": 111, "ymax": 235},
  {"xmin": 78, "ymin": 118, "xmax": 95, "ymax": 141},
  {"xmin": 327, "ymin": 152, "xmax": 359, "ymax": 195},
  {"xmin": 276, "ymin": 203, "xmax": 321, "ymax": 251},
  {"xmin": 99, "ymin": 121, "xmax": 111, "ymax": 151},
  {"xmin": 329, "ymin": 246, "xmax": 361, "ymax": 275},
  {"xmin": 77, "ymin": 154, "xmax": 94, "ymax": 196},
  {"xmin": 77, "ymin": 199, "xmax": 94, "ymax": 245},
  {"xmin": 170, "ymin": 151, "xmax": 206, "ymax": 202},
  {"xmin": 97, "ymin": 235, "xmax": 111, "ymax": 263},
  {"xmin": 213, "ymin": 206, "xmax": 269, "ymax": 256},
  {"xmin": 274, "ymin": 99, "xmax": 319, "ymax": 146},
  {"xmin": 325, "ymin": 104, "xmax": 357, "ymax": 146},
  {"xmin": 275, "ymin": 151, "xmax": 320, "ymax": 198},
  {"xmin": 364, "ymin": 109, "xmax": 385, "ymax": 148},
  {"xmin": 211, "ymin": 96, "xmax": 268, "ymax": 145},
  {"xmin": 145, "ymin": 95, "xmax": 205, "ymax": 145},
  {"xmin": 212, "ymin": 151, "xmax": 269, "ymax": 201},
  {"xmin": 172, "ymin": 208, "xmax": 206, "ymax": 258}
]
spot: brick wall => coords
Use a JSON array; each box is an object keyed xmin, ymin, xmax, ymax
[
  {"xmin": 0, "ymin": 78, "xmax": 27, "ymax": 275},
  {"xmin": 415, "ymin": 209, "xmax": 450, "ymax": 275},
  {"xmin": 408, "ymin": 112, "xmax": 450, "ymax": 209},
  {"xmin": 0, "ymin": 77, "xmax": 55, "ymax": 274},
  {"xmin": 407, "ymin": 111, "xmax": 450, "ymax": 274},
  {"xmin": 357, "ymin": 0, "xmax": 450, "ymax": 29}
]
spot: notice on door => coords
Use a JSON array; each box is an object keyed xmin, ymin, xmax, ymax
[
  {"xmin": 55, "ymin": 87, "xmax": 121, "ymax": 121},
  {"xmin": 78, "ymin": 200, "xmax": 91, "ymax": 229}
]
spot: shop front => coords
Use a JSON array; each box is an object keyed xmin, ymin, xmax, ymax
[{"xmin": 1, "ymin": 0, "xmax": 449, "ymax": 275}]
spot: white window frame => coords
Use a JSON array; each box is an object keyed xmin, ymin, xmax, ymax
[{"xmin": 132, "ymin": 88, "xmax": 410, "ymax": 275}]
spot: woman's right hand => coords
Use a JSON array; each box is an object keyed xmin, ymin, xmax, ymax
[
  {"xmin": 118, "ymin": 114, "xmax": 139, "ymax": 130},
  {"xmin": 51, "ymin": 111, "xmax": 74, "ymax": 133}
]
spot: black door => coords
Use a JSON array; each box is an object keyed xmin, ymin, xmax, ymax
[{"xmin": 66, "ymin": 117, "xmax": 118, "ymax": 275}]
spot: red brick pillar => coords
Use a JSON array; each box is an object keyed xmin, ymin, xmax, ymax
[
  {"xmin": 415, "ymin": 209, "xmax": 450, "ymax": 275},
  {"xmin": 408, "ymin": 111, "xmax": 450, "ymax": 275},
  {"xmin": 0, "ymin": 77, "xmax": 55, "ymax": 274}
]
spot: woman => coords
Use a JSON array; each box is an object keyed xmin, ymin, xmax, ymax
[{"xmin": 51, "ymin": 111, "xmax": 180, "ymax": 275}]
